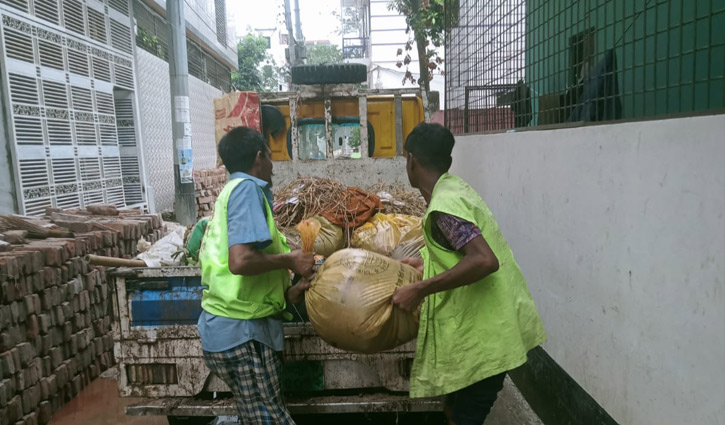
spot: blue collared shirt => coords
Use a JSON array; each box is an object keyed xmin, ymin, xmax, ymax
[{"xmin": 197, "ymin": 172, "xmax": 285, "ymax": 353}]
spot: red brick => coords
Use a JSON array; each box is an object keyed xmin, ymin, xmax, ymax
[
  {"xmin": 15, "ymin": 368, "xmax": 25, "ymax": 392},
  {"xmin": 0, "ymin": 306, "xmax": 9, "ymax": 332},
  {"xmin": 49, "ymin": 287, "xmax": 61, "ymax": 309},
  {"xmin": 37, "ymin": 401, "xmax": 51, "ymax": 425},
  {"xmin": 30, "ymin": 274, "xmax": 43, "ymax": 294},
  {"xmin": 17, "ymin": 246, "xmax": 58, "ymax": 267},
  {"xmin": 8, "ymin": 303, "xmax": 19, "ymax": 325},
  {"xmin": 47, "ymin": 221, "xmax": 95, "ymax": 234},
  {"xmin": 0, "ymin": 351, "xmax": 15, "ymax": 378},
  {"xmin": 53, "ymin": 365, "xmax": 67, "ymax": 389},
  {"xmin": 21, "ymin": 411, "xmax": 37, "ymax": 425},
  {"xmin": 60, "ymin": 303, "xmax": 72, "ymax": 322},
  {"xmin": 58, "ymin": 266, "xmax": 69, "ymax": 285},
  {"xmin": 63, "ymin": 359, "xmax": 76, "ymax": 379},
  {"xmin": 5, "ymin": 252, "xmax": 30, "ymax": 276},
  {"xmin": 2, "ymin": 230, "xmax": 27, "ymax": 245},
  {"xmin": 32, "ymin": 295, "xmax": 41, "ymax": 317},
  {"xmin": 11, "ymin": 252, "xmax": 43, "ymax": 275},
  {"xmin": 43, "ymin": 239, "xmax": 76, "ymax": 260},
  {"xmin": 6, "ymin": 395, "xmax": 22, "ymax": 422},
  {"xmin": 25, "ymin": 316, "xmax": 38, "ymax": 340},
  {"xmin": 0, "ymin": 282, "xmax": 16, "ymax": 304},
  {"xmin": 16, "ymin": 343, "xmax": 34, "ymax": 368},
  {"xmin": 48, "ymin": 348, "xmax": 62, "ymax": 371},
  {"xmin": 51, "ymin": 307, "xmax": 63, "ymax": 326},
  {"xmin": 69, "ymin": 335, "xmax": 78, "ymax": 356},
  {"xmin": 62, "ymin": 322, "xmax": 72, "ymax": 342},
  {"xmin": 40, "ymin": 357, "xmax": 50, "ymax": 378},
  {"xmin": 0, "ymin": 256, "xmax": 19, "ymax": 282},
  {"xmin": 0, "ymin": 378, "xmax": 14, "ymax": 407},
  {"xmin": 0, "ymin": 328, "xmax": 20, "ymax": 352},
  {"xmin": 14, "ymin": 278, "xmax": 28, "ymax": 299},
  {"xmin": 38, "ymin": 336, "xmax": 51, "ymax": 358}
]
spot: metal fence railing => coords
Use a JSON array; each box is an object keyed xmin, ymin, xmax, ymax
[{"xmin": 444, "ymin": 0, "xmax": 725, "ymax": 134}]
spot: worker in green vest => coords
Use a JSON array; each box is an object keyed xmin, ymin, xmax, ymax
[
  {"xmin": 198, "ymin": 126, "xmax": 314, "ymax": 424},
  {"xmin": 392, "ymin": 123, "xmax": 547, "ymax": 425}
]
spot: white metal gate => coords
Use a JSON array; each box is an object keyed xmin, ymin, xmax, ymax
[{"xmin": 0, "ymin": 0, "xmax": 145, "ymax": 215}]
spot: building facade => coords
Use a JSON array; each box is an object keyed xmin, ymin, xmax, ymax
[{"xmin": 0, "ymin": 0, "xmax": 235, "ymax": 215}]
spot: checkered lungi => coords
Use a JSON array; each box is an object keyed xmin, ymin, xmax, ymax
[{"xmin": 203, "ymin": 340, "xmax": 295, "ymax": 425}]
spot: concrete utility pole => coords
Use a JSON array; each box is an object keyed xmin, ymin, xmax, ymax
[
  {"xmin": 167, "ymin": 0, "xmax": 196, "ymax": 225},
  {"xmin": 284, "ymin": 0, "xmax": 297, "ymax": 66},
  {"xmin": 294, "ymin": 0, "xmax": 303, "ymax": 42}
]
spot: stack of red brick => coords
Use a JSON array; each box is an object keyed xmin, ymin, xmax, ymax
[
  {"xmin": 48, "ymin": 210, "xmax": 165, "ymax": 259},
  {"xmin": 193, "ymin": 167, "xmax": 227, "ymax": 220},
  {"xmin": 0, "ymin": 209, "xmax": 164, "ymax": 425}
]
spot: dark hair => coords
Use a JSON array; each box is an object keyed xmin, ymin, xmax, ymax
[
  {"xmin": 218, "ymin": 126, "xmax": 268, "ymax": 173},
  {"xmin": 404, "ymin": 123, "xmax": 455, "ymax": 172}
]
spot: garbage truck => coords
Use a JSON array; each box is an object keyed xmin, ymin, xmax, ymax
[{"xmin": 111, "ymin": 74, "xmax": 441, "ymax": 423}]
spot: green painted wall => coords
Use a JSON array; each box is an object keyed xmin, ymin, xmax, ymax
[{"xmin": 525, "ymin": 0, "xmax": 724, "ymax": 122}]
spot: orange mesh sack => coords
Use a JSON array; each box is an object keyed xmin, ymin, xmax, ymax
[{"xmin": 305, "ymin": 248, "xmax": 422, "ymax": 354}]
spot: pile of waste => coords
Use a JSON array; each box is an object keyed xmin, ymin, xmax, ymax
[
  {"xmin": 288, "ymin": 177, "xmax": 428, "ymax": 354},
  {"xmin": 273, "ymin": 176, "xmax": 427, "ymax": 259}
]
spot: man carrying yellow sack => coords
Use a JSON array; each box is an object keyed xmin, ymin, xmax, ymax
[
  {"xmin": 392, "ymin": 123, "xmax": 547, "ymax": 425},
  {"xmin": 198, "ymin": 126, "xmax": 314, "ymax": 424}
]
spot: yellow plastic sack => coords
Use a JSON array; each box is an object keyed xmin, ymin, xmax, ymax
[
  {"xmin": 312, "ymin": 216, "xmax": 345, "ymax": 257},
  {"xmin": 306, "ymin": 248, "xmax": 422, "ymax": 354},
  {"xmin": 351, "ymin": 213, "xmax": 425, "ymax": 259}
]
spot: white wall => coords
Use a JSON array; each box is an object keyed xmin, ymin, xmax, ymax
[
  {"xmin": 0, "ymin": 116, "xmax": 17, "ymax": 214},
  {"xmin": 136, "ymin": 49, "xmax": 222, "ymax": 212},
  {"xmin": 450, "ymin": 115, "xmax": 725, "ymax": 425}
]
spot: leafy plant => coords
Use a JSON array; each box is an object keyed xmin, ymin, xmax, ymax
[
  {"xmin": 136, "ymin": 27, "xmax": 163, "ymax": 58},
  {"xmin": 232, "ymin": 33, "xmax": 281, "ymax": 92},
  {"xmin": 388, "ymin": 0, "xmax": 449, "ymax": 92},
  {"xmin": 306, "ymin": 44, "xmax": 343, "ymax": 65}
]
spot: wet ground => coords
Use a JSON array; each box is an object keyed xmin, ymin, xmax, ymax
[{"xmin": 48, "ymin": 374, "xmax": 446, "ymax": 425}]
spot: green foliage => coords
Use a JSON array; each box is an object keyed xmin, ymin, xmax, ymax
[
  {"xmin": 349, "ymin": 126, "xmax": 361, "ymax": 149},
  {"xmin": 306, "ymin": 44, "xmax": 343, "ymax": 65},
  {"xmin": 332, "ymin": 7, "xmax": 363, "ymax": 36},
  {"xmin": 232, "ymin": 33, "xmax": 280, "ymax": 92},
  {"xmin": 387, "ymin": 0, "xmax": 448, "ymax": 88},
  {"xmin": 136, "ymin": 27, "xmax": 163, "ymax": 58}
]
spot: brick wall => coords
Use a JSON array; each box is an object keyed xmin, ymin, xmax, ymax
[
  {"xmin": 194, "ymin": 167, "xmax": 227, "ymax": 220},
  {"xmin": 0, "ymin": 211, "xmax": 163, "ymax": 425}
]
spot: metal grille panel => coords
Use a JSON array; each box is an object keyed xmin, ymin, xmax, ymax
[
  {"xmin": 42, "ymin": 80, "xmax": 69, "ymax": 108},
  {"xmin": 9, "ymin": 73, "xmax": 39, "ymax": 104},
  {"xmin": 33, "ymin": 0, "xmax": 59, "ymax": 24},
  {"xmin": 37, "ymin": 39, "xmax": 64, "ymax": 70},
  {"xmin": 62, "ymin": 0, "xmax": 85, "ymax": 36},
  {"xmin": 87, "ymin": 8, "xmax": 107, "ymax": 44},
  {"xmin": 14, "ymin": 116, "xmax": 44, "ymax": 144},
  {"xmin": 0, "ymin": 0, "xmax": 27, "ymax": 13},
  {"xmin": 1, "ymin": 9, "xmax": 143, "ymax": 214},
  {"xmin": 109, "ymin": 18, "xmax": 132, "ymax": 54},
  {"xmin": 108, "ymin": 0, "xmax": 128, "ymax": 16},
  {"xmin": 91, "ymin": 56, "xmax": 111, "ymax": 82},
  {"xmin": 3, "ymin": 28, "xmax": 33, "ymax": 61},
  {"xmin": 47, "ymin": 119, "xmax": 73, "ymax": 144}
]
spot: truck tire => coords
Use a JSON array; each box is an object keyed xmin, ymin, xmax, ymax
[{"xmin": 291, "ymin": 64, "xmax": 367, "ymax": 85}]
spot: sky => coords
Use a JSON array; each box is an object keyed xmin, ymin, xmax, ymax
[{"xmin": 228, "ymin": 0, "xmax": 342, "ymax": 45}]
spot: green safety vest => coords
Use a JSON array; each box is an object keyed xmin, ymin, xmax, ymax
[
  {"xmin": 410, "ymin": 173, "xmax": 547, "ymax": 398},
  {"xmin": 199, "ymin": 178, "xmax": 292, "ymax": 320}
]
